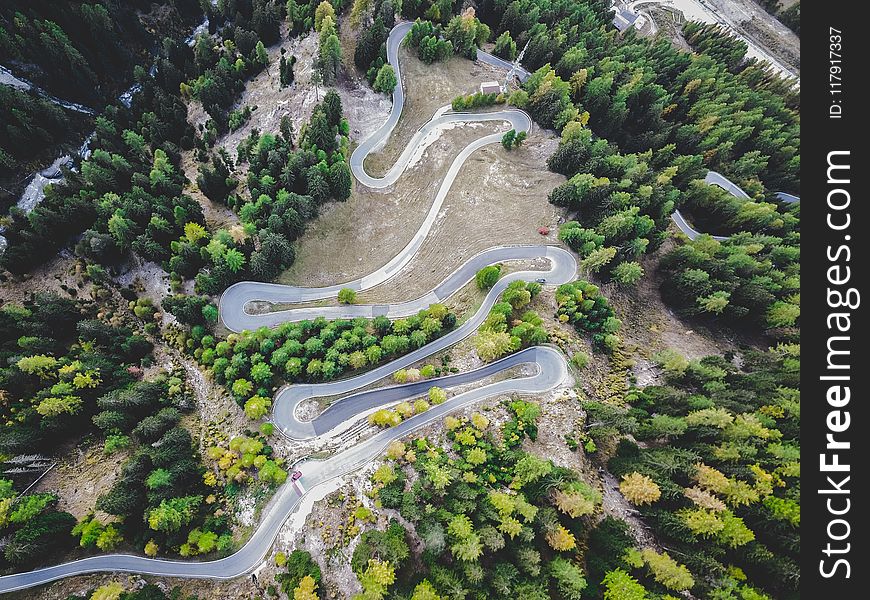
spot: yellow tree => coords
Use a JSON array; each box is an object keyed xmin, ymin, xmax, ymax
[
  {"xmin": 554, "ymin": 489, "xmax": 596, "ymax": 518},
  {"xmin": 683, "ymin": 486, "xmax": 726, "ymax": 512},
  {"xmin": 90, "ymin": 582, "xmax": 124, "ymax": 600},
  {"xmin": 314, "ymin": 1, "xmax": 336, "ymax": 32},
  {"xmin": 640, "ymin": 548, "xmax": 694, "ymax": 592},
  {"xmin": 619, "ymin": 472, "xmax": 662, "ymax": 506},
  {"xmin": 294, "ymin": 574, "xmax": 320, "ymax": 600},
  {"xmin": 385, "ymin": 440, "xmax": 406, "ymax": 460},
  {"xmin": 411, "ymin": 579, "xmax": 443, "ymax": 600},
  {"xmin": 470, "ymin": 412, "xmax": 489, "ymax": 430},
  {"xmin": 546, "ymin": 525, "xmax": 577, "ymax": 551},
  {"xmin": 358, "ymin": 559, "xmax": 396, "ymax": 597}
]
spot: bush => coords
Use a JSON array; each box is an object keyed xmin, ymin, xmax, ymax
[
  {"xmin": 338, "ymin": 288, "xmax": 357, "ymax": 304},
  {"xmin": 475, "ymin": 265, "xmax": 501, "ymax": 290},
  {"xmin": 570, "ymin": 351, "xmax": 589, "ymax": 369}
]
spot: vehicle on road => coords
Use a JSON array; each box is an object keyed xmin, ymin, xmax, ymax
[
  {"xmin": 291, "ymin": 470, "xmax": 303, "ymax": 481},
  {"xmin": 535, "ymin": 278, "xmax": 546, "ymax": 283}
]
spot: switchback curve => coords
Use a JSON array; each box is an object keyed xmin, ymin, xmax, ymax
[
  {"xmin": 0, "ymin": 21, "xmax": 573, "ymax": 595},
  {"xmin": 670, "ymin": 171, "xmax": 800, "ymax": 240}
]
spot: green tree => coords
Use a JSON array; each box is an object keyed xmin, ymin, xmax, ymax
[
  {"xmin": 475, "ymin": 265, "xmax": 501, "ymax": 289},
  {"xmin": 501, "ymin": 129, "xmax": 516, "ymax": 150},
  {"xmin": 603, "ymin": 569, "xmax": 647, "ymax": 600},
  {"xmin": 232, "ymin": 378, "xmax": 254, "ymax": 398},
  {"xmin": 244, "ymin": 395, "xmax": 272, "ymax": 419},
  {"xmin": 373, "ymin": 64, "xmax": 397, "ymax": 94},
  {"xmin": 329, "ymin": 160, "xmax": 353, "ymax": 201},
  {"xmin": 251, "ymin": 362, "xmax": 273, "ymax": 383},
  {"xmin": 549, "ymin": 557, "xmax": 587, "ymax": 600},
  {"xmin": 319, "ymin": 33, "xmax": 342, "ymax": 85},
  {"xmin": 224, "ymin": 248, "xmax": 246, "ymax": 272},
  {"xmin": 145, "ymin": 469, "xmax": 173, "ymax": 490},
  {"xmin": 612, "ymin": 261, "xmax": 644, "ymax": 285},
  {"xmin": 147, "ymin": 496, "xmax": 202, "ymax": 532},
  {"xmin": 255, "ymin": 41, "xmax": 269, "ymax": 68},
  {"xmin": 493, "ymin": 31, "xmax": 517, "ymax": 60}
]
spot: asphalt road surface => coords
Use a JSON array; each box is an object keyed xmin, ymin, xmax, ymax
[
  {"xmin": 0, "ymin": 22, "xmax": 572, "ymax": 595},
  {"xmin": 671, "ymin": 171, "xmax": 800, "ymax": 240},
  {"xmin": 0, "ymin": 345, "xmax": 567, "ymax": 593}
]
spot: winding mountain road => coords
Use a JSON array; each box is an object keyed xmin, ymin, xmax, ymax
[
  {"xmin": 671, "ymin": 171, "xmax": 800, "ymax": 240},
  {"xmin": 0, "ymin": 23, "xmax": 572, "ymax": 594},
  {"xmin": 221, "ymin": 245, "xmax": 572, "ymax": 331},
  {"xmin": 0, "ymin": 345, "xmax": 567, "ymax": 593}
]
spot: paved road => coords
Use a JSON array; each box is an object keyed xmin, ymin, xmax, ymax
[
  {"xmin": 221, "ymin": 245, "xmax": 573, "ymax": 331},
  {"xmin": 266, "ymin": 246, "xmax": 576, "ymax": 439},
  {"xmin": 474, "ymin": 50, "xmax": 531, "ymax": 82},
  {"xmin": 348, "ymin": 22, "xmax": 531, "ymax": 189},
  {"xmin": 0, "ymin": 345, "xmax": 566, "ymax": 593},
  {"xmin": 0, "ymin": 22, "xmax": 571, "ymax": 595},
  {"xmin": 222, "ymin": 21, "xmax": 537, "ymax": 332},
  {"xmin": 671, "ymin": 171, "xmax": 800, "ymax": 240}
]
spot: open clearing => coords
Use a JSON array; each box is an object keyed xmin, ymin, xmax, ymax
[
  {"xmin": 277, "ymin": 47, "xmax": 564, "ymax": 299},
  {"xmin": 363, "ymin": 46, "xmax": 508, "ymax": 176}
]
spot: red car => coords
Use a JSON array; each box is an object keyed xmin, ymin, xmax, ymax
[{"xmin": 291, "ymin": 470, "xmax": 303, "ymax": 481}]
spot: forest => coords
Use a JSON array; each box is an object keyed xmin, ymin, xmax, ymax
[
  {"xmin": 0, "ymin": 291, "xmax": 242, "ymax": 566},
  {"xmin": 353, "ymin": 398, "xmax": 599, "ymax": 600},
  {"xmin": 339, "ymin": 1, "xmax": 801, "ymax": 597},
  {"xmin": 462, "ymin": 0, "xmax": 802, "ymax": 336},
  {"xmin": 0, "ymin": 0, "xmax": 204, "ymax": 204},
  {"xmin": 1, "ymin": 0, "xmax": 351, "ymax": 295},
  {"xmin": 0, "ymin": 0, "xmax": 802, "ymax": 596},
  {"xmin": 599, "ymin": 344, "xmax": 801, "ymax": 598},
  {"xmin": 174, "ymin": 305, "xmax": 459, "ymax": 419}
]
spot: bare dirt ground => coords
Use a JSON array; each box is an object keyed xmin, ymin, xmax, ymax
[
  {"xmin": 32, "ymin": 441, "xmax": 129, "ymax": 522},
  {"xmin": 276, "ymin": 36, "xmax": 564, "ymax": 295},
  {"xmin": 279, "ymin": 124, "xmax": 563, "ymax": 300},
  {"xmin": 647, "ymin": 5, "xmax": 694, "ymax": 51},
  {"xmin": 363, "ymin": 46, "xmax": 507, "ymax": 176},
  {"xmin": 338, "ymin": 19, "xmax": 394, "ymax": 143},
  {"xmin": 735, "ymin": 3, "xmax": 800, "ymax": 72},
  {"xmin": 0, "ymin": 253, "xmax": 82, "ymax": 304},
  {"xmin": 276, "ymin": 125, "xmax": 495, "ymax": 287},
  {"xmin": 597, "ymin": 236, "xmax": 769, "ymax": 393},
  {"xmin": 181, "ymin": 23, "xmax": 325, "ymax": 233},
  {"xmin": 179, "ymin": 149, "xmax": 240, "ymax": 232},
  {"xmin": 365, "ymin": 133, "xmax": 564, "ymax": 303}
]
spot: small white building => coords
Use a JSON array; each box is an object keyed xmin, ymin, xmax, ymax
[
  {"xmin": 611, "ymin": 4, "xmax": 639, "ymax": 31},
  {"xmin": 480, "ymin": 81, "xmax": 501, "ymax": 95}
]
